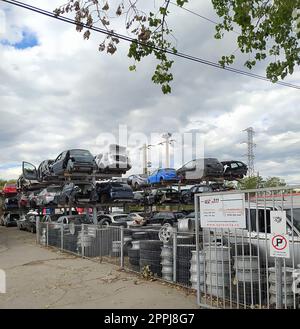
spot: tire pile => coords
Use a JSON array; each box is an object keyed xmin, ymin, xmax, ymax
[
  {"xmin": 139, "ymin": 240, "xmax": 163, "ymax": 277},
  {"xmin": 176, "ymin": 244, "xmax": 196, "ymax": 286},
  {"xmin": 231, "ymin": 243, "xmax": 267, "ymax": 306}
]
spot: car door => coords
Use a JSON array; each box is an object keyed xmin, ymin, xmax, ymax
[
  {"xmin": 22, "ymin": 161, "xmax": 38, "ymax": 180},
  {"xmin": 52, "ymin": 152, "xmax": 66, "ymax": 174},
  {"xmin": 184, "ymin": 160, "xmax": 198, "ymax": 180},
  {"xmin": 148, "ymin": 170, "xmax": 157, "ymax": 184}
]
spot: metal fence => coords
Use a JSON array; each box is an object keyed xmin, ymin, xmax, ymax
[
  {"xmin": 37, "ymin": 222, "xmax": 198, "ymax": 289},
  {"xmin": 195, "ymin": 186, "xmax": 300, "ymax": 309},
  {"xmin": 36, "ymin": 186, "xmax": 300, "ymax": 309},
  {"xmin": 38, "ymin": 222, "xmax": 122, "ymax": 265}
]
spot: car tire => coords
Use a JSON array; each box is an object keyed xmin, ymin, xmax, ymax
[
  {"xmin": 98, "ymin": 218, "xmax": 111, "ymax": 227},
  {"xmin": 162, "ymin": 220, "xmax": 173, "ymax": 227}
]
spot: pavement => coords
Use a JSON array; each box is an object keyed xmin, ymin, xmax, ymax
[{"xmin": 0, "ymin": 226, "xmax": 198, "ymax": 309}]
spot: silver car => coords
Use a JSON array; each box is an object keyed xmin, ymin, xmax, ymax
[
  {"xmin": 36, "ymin": 186, "xmax": 61, "ymax": 206},
  {"xmin": 127, "ymin": 174, "xmax": 148, "ymax": 189},
  {"xmin": 95, "ymin": 144, "xmax": 131, "ymax": 174}
]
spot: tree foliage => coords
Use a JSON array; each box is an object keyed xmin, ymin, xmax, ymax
[
  {"xmin": 212, "ymin": 0, "xmax": 300, "ymax": 82},
  {"xmin": 54, "ymin": 1, "xmax": 300, "ymax": 93},
  {"xmin": 237, "ymin": 175, "xmax": 286, "ymax": 189}
]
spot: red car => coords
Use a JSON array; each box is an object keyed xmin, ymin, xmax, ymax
[{"xmin": 3, "ymin": 183, "xmax": 17, "ymax": 195}]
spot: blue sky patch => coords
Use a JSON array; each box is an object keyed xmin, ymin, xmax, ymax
[{"xmin": 1, "ymin": 29, "xmax": 38, "ymax": 49}]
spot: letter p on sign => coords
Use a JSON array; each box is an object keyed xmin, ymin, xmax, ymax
[{"xmin": 0, "ymin": 269, "xmax": 6, "ymax": 293}]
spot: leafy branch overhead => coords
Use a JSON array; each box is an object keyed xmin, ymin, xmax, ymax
[
  {"xmin": 54, "ymin": 0, "xmax": 187, "ymax": 94},
  {"xmin": 54, "ymin": 1, "xmax": 300, "ymax": 93}
]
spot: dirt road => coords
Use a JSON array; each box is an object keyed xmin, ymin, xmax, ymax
[{"xmin": 0, "ymin": 226, "xmax": 197, "ymax": 309}]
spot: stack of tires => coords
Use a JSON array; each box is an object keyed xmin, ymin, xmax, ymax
[
  {"xmin": 48, "ymin": 228, "xmax": 61, "ymax": 248},
  {"xmin": 204, "ymin": 245, "xmax": 231, "ymax": 299},
  {"xmin": 268, "ymin": 267, "xmax": 295, "ymax": 308},
  {"xmin": 128, "ymin": 241, "xmax": 141, "ymax": 272},
  {"xmin": 232, "ymin": 255, "xmax": 262, "ymax": 306},
  {"xmin": 190, "ymin": 250, "xmax": 205, "ymax": 290},
  {"xmin": 230, "ymin": 242, "xmax": 266, "ymax": 306},
  {"xmin": 139, "ymin": 240, "xmax": 163, "ymax": 277},
  {"xmin": 64, "ymin": 233, "xmax": 78, "ymax": 253},
  {"xmin": 161, "ymin": 244, "xmax": 173, "ymax": 281},
  {"xmin": 176, "ymin": 244, "xmax": 196, "ymax": 286}
]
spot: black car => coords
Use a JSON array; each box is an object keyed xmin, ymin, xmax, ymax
[
  {"xmin": 56, "ymin": 182, "xmax": 97, "ymax": 205},
  {"xmin": 181, "ymin": 184, "xmax": 234, "ymax": 204},
  {"xmin": 181, "ymin": 185, "xmax": 214, "ymax": 204},
  {"xmin": 221, "ymin": 160, "xmax": 248, "ymax": 180},
  {"xmin": 94, "ymin": 181, "xmax": 134, "ymax": 203},
  {"xmin": 176, "ymin": 158, "xmax": 224, "ymax": 182},
  {"xmin": 37, "ymin": 159, "xmax": 55, "ymax": 182},
  {"xmin": 133, "ymin": 191, "xmax": 154, "ymax": 205},
  {"xmin": 147, "ymin": 211, "xmax": 185, "ymax": 226},
  {"xmin": 2, "ymin": 213, "xmax": 19, "ymax": 227},
  {"xmin": 51, "ymin": 149, "xmax": 96, "ymax": 175},
  {"xmin": 151, "ymin": 187, "xmax": 181, "ymax": 204},
  {"xmin": 4, "ymin": 197, "xmax": 19, "ymax": 210}
]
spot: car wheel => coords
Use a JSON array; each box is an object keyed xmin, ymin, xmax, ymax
[
  {"xmin": 99, "ymin": 219, "xmax": 111, "ymax": 227},
  {"xmin": 162, "ymin": 220, "xmax": 173, "ymax": 227}
]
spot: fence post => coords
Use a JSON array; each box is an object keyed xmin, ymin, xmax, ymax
[
  {"xmin": 60, "ymin": 224, "xmax": 63, "ymax": 251},
  {"xmin": 275, "ymin": 258, "xmax": 283, "ymax": 309},
  {"xmin": 46, "ymin": 222, "xmax": 48, "ymax": 247},
  {"xmin": 81, "ymin": 224, "xmax": 84, "ymax": 257},
  {"xmin": 36, "ymin": 215, "xmax": 40, "ymax": 244},
  {"xmin": 172, "ymin": 227, "xmax": 177, "ymax": 282},
  {"xmin": 120, "ymin": 226, "xmax": 124, "ymax": 268}
]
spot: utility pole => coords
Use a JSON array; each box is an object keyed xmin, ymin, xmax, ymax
[
  {"xmin": 159, "ymin": 133, "xmax": 175, "ymax": 168},
  {"xmin": 243, "ymin": 127, "xmax": 256, "ymax": 177},
  {"xmin": 140, "ymin": 144, "xmax": 154, "ymax": 175}
]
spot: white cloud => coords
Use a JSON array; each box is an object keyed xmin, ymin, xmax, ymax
[{"xmin": 0, "ymin": 0, "xmax": 299, "ymax": 185}]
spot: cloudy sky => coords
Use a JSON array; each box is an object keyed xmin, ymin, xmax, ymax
[{"xmin": 0, "ymin": 0, "xmax": 300, "ymax": 183}]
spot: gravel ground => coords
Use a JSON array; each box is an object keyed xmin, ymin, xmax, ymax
[{"xmin": 0, "ymin": 226, "xmax": 198, "ymax": 309}]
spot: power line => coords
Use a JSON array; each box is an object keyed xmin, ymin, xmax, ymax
[
  {"xmin": 2, "ymin": 0, "xmax": 300, "ymax": 90},
  {"xmin": 169, "ymin": 1, "xmax": 240, "ymax": 34},
  {"xmin": 169, "ymin": 1, "xmax": 220, "ymax": 26}
]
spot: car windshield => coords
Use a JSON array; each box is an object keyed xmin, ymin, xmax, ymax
[
  {"xmin": 286, "ymin": 209, "xmax": 300, "ymax": 232},
  {"xmin": 70, "ymin": 150, "xmax": 92, "ymax": 157},
  {"xmin": 47, "ymin": 187, "xmax": 61, "ymax": 192},
  {"xmin": 153, "ymin": 212, "xmax": 173, "ymax": 219},
  {"xmin": 164, "ymin": 168, "xmax": 176, "ymax": 173},
  {"xmin": 113, "ymin": 215, "xmax": 129, "ymax": 222}
]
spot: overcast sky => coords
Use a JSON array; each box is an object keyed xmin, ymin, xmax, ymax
[{"xmin": 0, "ymin": 0, "xmax": 300, "ymax": 183}]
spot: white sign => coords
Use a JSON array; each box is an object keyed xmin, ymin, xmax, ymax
[
  {"xmin": 199, "ymin": 193, "xmax": 246, "ymax": 229},
  {"xmin": 270, "ymin": 211, "xmax": 287, "ymax": 235},
  {"xmin": 270, "ymin": 234, "xmax": 290, "ymax": 259}
]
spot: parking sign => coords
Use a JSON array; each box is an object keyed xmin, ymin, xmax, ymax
[{"xmin": 270, "ymin": 234, "xmax": 290, "ymax": 259}]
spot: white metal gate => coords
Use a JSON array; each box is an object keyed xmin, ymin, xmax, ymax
[{"xmin": 195, "ymin": 186, "xmax": 300, "ymax": 309}]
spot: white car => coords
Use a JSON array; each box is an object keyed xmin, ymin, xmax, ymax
[
  {"xmin": 97, "ymin": 213, "xmax": 135, "ymax": 227},
  {"xmin": 95, "ymin": 144, "xmax": 131, "ymax": 174}
]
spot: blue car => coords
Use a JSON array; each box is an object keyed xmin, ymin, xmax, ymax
[{"xmin": 147, "ymin": 168, "xmax": 179, "ymax": 184}]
